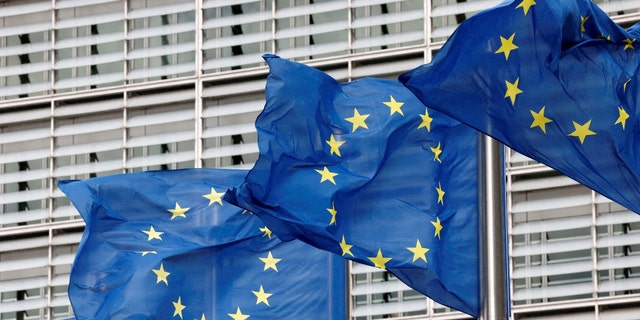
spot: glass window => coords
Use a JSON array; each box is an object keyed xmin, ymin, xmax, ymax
[
  {"xmin": 353, "ymin": 1, "xmax": 424, "ymax": 53},
  {"xmin": 0, "ymin": 5, "xmax": 51, "ymax": 100},
  {"xmin": 128, "ymin": 0, "xmax": 196, "ymax": 82},
  {"xmin": 276, "ymin": 0, "xmax": 348, "ymax": 60},
  {"xmin": 202, "ymin": 2, "xmax": 273, "ymax": 73}
]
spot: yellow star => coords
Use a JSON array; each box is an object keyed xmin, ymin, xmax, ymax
[
  {"xmin": 326, "ymin": 134, "xmax": 345, "ymax": 157},
  {"xmin": 368, "ymin": 249, "xmax": 392, "ymax": 269},
  {"xmin": 200, "ymin": 314, "xmax": 206, "ymax": 320},
  {"xmin": 152, "ymin": 263, "xmax": 170, "ymax": 285},
  {"xmin": 252, "ymin": 285, "xmax": 273, "ymax": 306},
  {"xmin": 228, "ymin": 307, "xmax": 249, "ymax": 320},
  {"xmin": 172, "ymin": 296, "xmax": 186, "ymax": 319},
  {"xmin": 418, "ymin": 107, "xmax": 433, "ymax": 132},
  {"xmin": 615, "ymin": 107, "xmax": 630, "ymax": 130},
  {"xmin": 431, "ymin": 217, "xmax": 443, "ymax": 240},
  {"xmin": 598, "ymin": 33, "xmax": 612, "ymax": 41},
  {"xmin": 383, "ymin": 95, "xmax": 405, "ymax": 116},
  {"xmin": 529, "ymin": 106, "xmax": 553, "ymax": 133},
  {"xmin": 430, "ymin": 142, "xmax": 442, "ymax": 163},
  {"xmin": 624, "ymin": 38, "xmax": 636, "ymax": 50},
  {"xmin": 407, "ymin": 239, "xmax": 430, "ymax": 263},
  {"xmin": 142, "ymin": 226, "xmax": 163, "ymax": 241},
  {"xmin": 345, "ymin": 108, "xmax": 370, "ymax": 132},
  {"xmin": 259, "ymin": 226, "xmax": 272, "ymax": 239},
  {"xmin": 436, "ymin": 182, "xmax": 445, "ymax": 205},
  {"xmin": 168, "ymin": 202, "xmax": 189, "ymax": 220},
  {"xmin": 259, "ymin": 251, "xmax": 281, "ymax": 272},
  {"xmin": 203, "ymin": 187, "xmax": 225, "ymax": 206},
  {"xmin": 504, "ymin": 77, "xmax": 523, "ymax": 106},
  {"xmin": 339, "ymin": 235, "xmax": 354, "ymax": 257},
  {"xmin": 327, "ymin": 201, "xmax": 338, "ymax": 225},
  {"xmin": 568, "ymin": 120, "xmax": 596, "ymax": 144},
  {"xmin": 315, "ymin": 166, "xmax": 338, "ymax": 185},
  {"xmin": 495, "ymin": 33, "xmax": 518, "ymax": 60},
  {"xmin": 580, "ymin": 16, "xmax": 589, "ymax": 33},
  {"xmin": 515, "ymin": 0, "xmax": 536, "ymax": 15},
  {"xmin": 624, "ymin": 78, "xmax": 632, "ymax": 92}
]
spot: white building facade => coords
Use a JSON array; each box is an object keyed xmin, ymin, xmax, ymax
[{"xmin": 1, "ymin": 0, "xmax": 640, "ymax": 319}]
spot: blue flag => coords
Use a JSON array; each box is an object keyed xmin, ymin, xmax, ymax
[
  {"xmin": 401, "ymin": 0, "xmax": 640, "ymax": 214},
  {"xmin": 59, "ymin": 169, "xmax": 345, "ymax": 320},
  {"xmin": 225, "ymin": 54, "xmax": 480, "ymax": 316}
]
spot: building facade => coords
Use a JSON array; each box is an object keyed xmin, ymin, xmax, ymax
[{"xmin": 1, "ymin": 0, "xmax": 640, "ymax": 319}]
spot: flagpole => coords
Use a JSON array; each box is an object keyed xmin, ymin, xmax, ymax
[{"xmin": 479, "ymin": 134, "xmax": 508, "ymax": 320}]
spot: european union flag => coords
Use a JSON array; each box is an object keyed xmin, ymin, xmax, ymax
[
  {"xmin": 225, "ymin": 55, "xmax": 480, "ymax": 316},
  {"xmin": 401, "ymin": 0, "xmax": 640, "ymax": 214},
  {"xmin": 59, "ymin": 169, "xmax": 345, "ymax": 320}
]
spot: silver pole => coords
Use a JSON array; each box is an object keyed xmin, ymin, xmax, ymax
[{"xmin": 479, "ymin": 134, "xmax": 508, "ymax": 320}]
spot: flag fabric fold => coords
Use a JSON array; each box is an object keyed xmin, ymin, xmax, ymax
[
  {"xmin": 400, "ymin": 0, "xmax": 640, "ymax": 214},
  {"xmin": 59, "ymin": 168, "xmax": 345, "ymax": 320},
  {"xmin": 225, "ymin": 54, "xmax": 480, "ymax": 316}
]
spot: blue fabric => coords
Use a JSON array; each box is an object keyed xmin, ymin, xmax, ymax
[
  {"xmin": 401, "ymin": 0, "xmax": 640, "ymax": 214},
  {"xmin": 226, "ymin": 54, "xmax": 480, "ymax": 316},
  {"xmin": 59, "ymin": 168, "xmax": 345, "ymax": 320}
]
